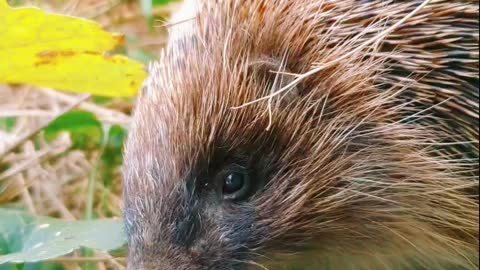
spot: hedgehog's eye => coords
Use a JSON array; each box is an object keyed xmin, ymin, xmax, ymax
[{"xmin": 222, "ymin": 171, "xmax": 251, "ymax": 201}]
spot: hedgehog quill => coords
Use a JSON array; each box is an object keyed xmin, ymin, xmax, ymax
[{"xmin": 122, "ymin": 0, "xmax": 479, "ymax": 269}]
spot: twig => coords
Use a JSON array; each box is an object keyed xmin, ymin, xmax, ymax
[
  {"xmin": 0, "ymin": 94, "xmax": 91, "ymax": 158},
  {"xmin": 0, "ymin": 148, "xmax": 51, "ymax": 182},
  {"xmin": 42, "ymin": 90, "xmax": 130, "ymax": 127},
  {"xmin": 41, "ymin": 183, "xmax": 77, "ymax": 221},
  {"xmin": 17, "ymin": 174, "xmax": 36, "ymax": 214},
  {"xmin": 0, "ymin": 109, "xmax": 129, "ymax": 126}
]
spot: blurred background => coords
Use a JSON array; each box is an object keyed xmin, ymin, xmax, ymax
[{"xmin": 1, "ymin": 0, "xmax": 180, "ymax": 269}]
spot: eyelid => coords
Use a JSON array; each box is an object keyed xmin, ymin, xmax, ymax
[{"xmin": 218, "ymin": 163, "xmax": 248, "ymax": 175}]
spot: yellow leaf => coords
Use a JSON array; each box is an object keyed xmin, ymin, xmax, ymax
[{"xmin": 0, "ymin": 1, "xmax": 147, "ymax": 97}]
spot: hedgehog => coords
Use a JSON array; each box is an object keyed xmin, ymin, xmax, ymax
[{"xmin": 122, "ymin": 0, "xmax": 479, "ymax": 269}]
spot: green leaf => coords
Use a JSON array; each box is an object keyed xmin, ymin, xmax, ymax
[
  {"xmin": 0, "ymin": 262, "xmax": 64, "ymax": 270},
  {"xmin": 6, "ymin": 0, "xmax": 24, "ymax": 7},
  {"xmin": 102, "ymin": 125, "xmax": 126, "ymax": 167},
  {"xmin": 153, "ymin": 0, "xmax": 174, "ymax": 6},
  {"xmin": 0, "ymin": 117, "xmax": 16, "ymax": 132},
  {"xmin": 0, "ymin": 209, "xmax": 126, "ymax": 264},
  {"xmin": 43, "ymin": 111, "xmax": 103, "ymax": 150}
]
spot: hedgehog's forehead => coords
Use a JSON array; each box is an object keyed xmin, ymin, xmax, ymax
[{"xmin": 136, "ymin": 70, "xmax": 265, "ymax": 175}]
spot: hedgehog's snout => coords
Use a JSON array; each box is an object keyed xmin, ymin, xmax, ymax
[{"xmin": 125, "ymin": 173, "xmax": 264, "ymax": 270}]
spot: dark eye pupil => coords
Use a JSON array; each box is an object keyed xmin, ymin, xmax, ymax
[{"xmin": 223, "ymin": 173, "xmax": 244, "ymax": 194}]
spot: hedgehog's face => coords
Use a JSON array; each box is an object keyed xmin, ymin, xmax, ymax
[
  {"xmin": 123, "ymin": 152, "xmax": 270, "ymax": 270},
  {"xmin": 121, "ymin": 53, "xmax": 325, "ymax": 269},
  {"xmin": 122, "ymin": 109, "xmax": 280, "ymax": 269},
  {"xmin": 122, "ymin": 48, "xmax": 392, "ymax": 269},
  {"xmin": 122, "ymin": 54, "xmax": 291, "ymax": 269},
  {"xmin": 122, "ymin": 94, "xmax": 287, "ymax": 269}
]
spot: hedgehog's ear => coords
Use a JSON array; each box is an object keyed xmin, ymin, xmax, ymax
[{"xmin": 247, "ymin": 56, "xmax": 299, "ymax": 104}]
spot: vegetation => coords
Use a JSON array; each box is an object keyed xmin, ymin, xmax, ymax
[{"xmin": 0, "ymin": 0, "xmax": 177, "ymax": 269}]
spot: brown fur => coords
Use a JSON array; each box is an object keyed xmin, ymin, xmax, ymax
[{"xmin": 123, "ymin": 0, "xmax": 479, "ymax": 269}]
